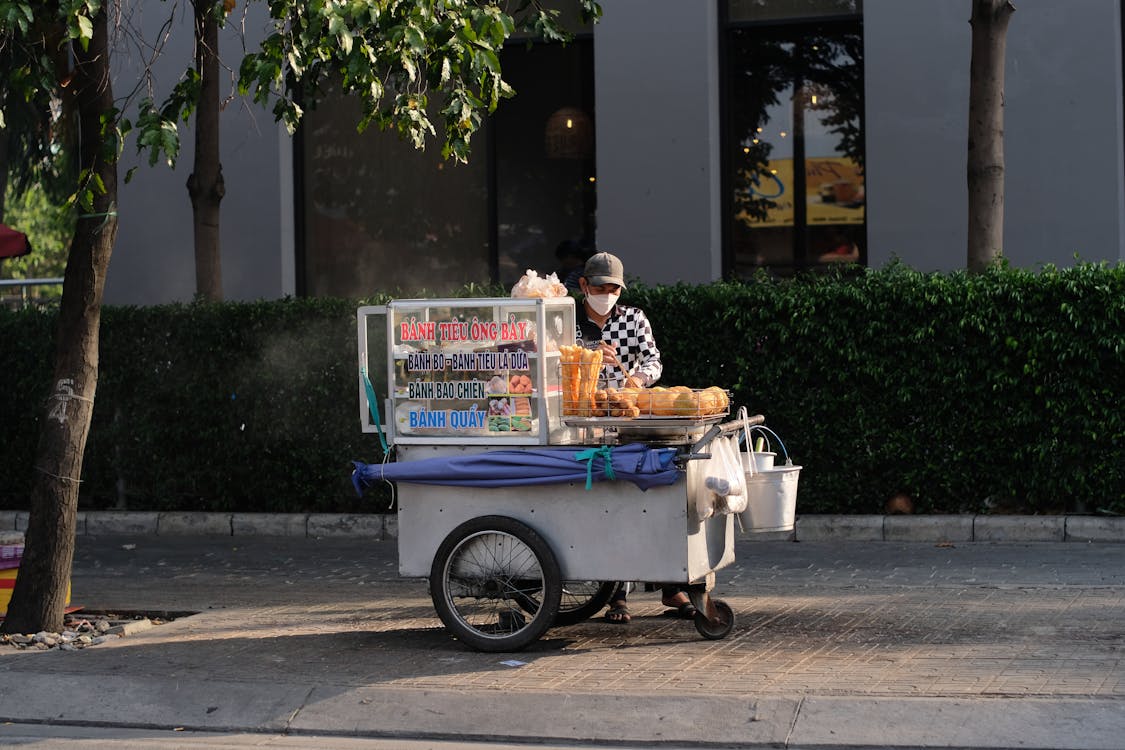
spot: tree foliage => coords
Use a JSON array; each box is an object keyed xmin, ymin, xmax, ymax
[
  {"xmin": 236, "ymin": 0, "xmax": 600, "ymax": 163},
  {"xmin": 120, "ymin": 0, "xmax": 602, "ymax": 170}
]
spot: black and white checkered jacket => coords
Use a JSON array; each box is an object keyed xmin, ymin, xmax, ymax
[{"xmin": 576, "ymin": 303, "xmax": 663, "ymax": 389}]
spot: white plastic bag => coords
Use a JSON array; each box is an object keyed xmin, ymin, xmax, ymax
[
  {"xmin": 711, "ymin": 435, "xmax": 748, "ymax": 514},
  {"xmin": 691, "ymin": 459, "xmax": 714, "ymax": 521},
  {"xmin": 510, "ymin": 269, "xmax": 568, "ymax": 298},
  {"xmin": 697, "ymin": 435, "xmax": 747, "ymax": 518}
]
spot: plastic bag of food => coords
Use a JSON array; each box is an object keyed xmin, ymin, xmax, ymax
[
  {"xmin": 696, "ymin": 435, "xmax": 747, "ymax": 519},
  {"xmin": 511, "ymin": 269, "xmax": 568, "ymax": 298}
]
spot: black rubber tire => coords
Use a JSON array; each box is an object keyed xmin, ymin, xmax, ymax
[
  {"xmin": 552, "ymin": 580, "xmax": 620, "ymax": 627},
  {"xmin": 430, "ymin": 515, "xmax": 562, "ymax": 652},
  {"xmin": 694, "ymin": 598, "xmax": 735, "ymax": 640}
]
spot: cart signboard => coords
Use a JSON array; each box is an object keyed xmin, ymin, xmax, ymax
[{"xmin": 358, "ymin": 297, "xmax": 577, "ymax": 446}]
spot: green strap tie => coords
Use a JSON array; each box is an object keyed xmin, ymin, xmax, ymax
[
  {"xmin": 361, "ymin": 367, "xmax": 389, "ymax": 454},
  {"xmin": 574, "ymin": 445, "xmax": 615, "ymax": 490}
]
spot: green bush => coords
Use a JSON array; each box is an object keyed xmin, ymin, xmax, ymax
[
  {"xmin": 1, "ymin": 263, "xmax": 1121, "ymax": 515},
  {"xmin": 1, "ymin": 297, "xmax": 392, "ymax": 513},
  {"xmin": 631, "ymin": 261, "xmax": 1125, "ymax": 514}
]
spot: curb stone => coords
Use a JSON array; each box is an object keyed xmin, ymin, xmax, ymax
[
  {"xmin": 974, "ymin": 514, "xmax": 1065, "ymax": 542},
  {"xmin": 1065, "ymin": 514, "xmax": 1125, "ymax": 542},
  {"xmin": 2, "ymin": 510, "xmax": 1122, "ymax": 542},
  {"xmin": 885, "ymin": 513, "xmax": 974, "ymax": 542}
]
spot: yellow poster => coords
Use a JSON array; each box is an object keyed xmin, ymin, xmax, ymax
[{"xmin": 738, "ymin": 157, "xmax": 865, "ymax": 227}]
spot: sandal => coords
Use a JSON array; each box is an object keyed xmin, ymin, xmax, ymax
[
  {"xmin": 661, "ymin": 591, "xmax": 698, "ymax": 619},
  {"xmin": 604, "ymin": 601, "xmax": 631, "ymax": 624},
  {"xmin": 662, "ymin": 602, "xmax": 698, "ymax": 620}
]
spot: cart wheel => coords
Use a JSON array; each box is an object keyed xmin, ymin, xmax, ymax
[
  {"xmin": 694, "ymin": 599, "xmax": 734, "ymax": 640},
  {"xmin": 430, "ymin": 515, "xmax": 562, "ymax": 652},
  {"xmin": 551, "ymin": 581, "xmax": 620, "ymax": 627}
]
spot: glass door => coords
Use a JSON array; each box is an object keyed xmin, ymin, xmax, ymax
[{"xmin": 725, "ymin": 17, "xmax": 865, "ymax": 276}]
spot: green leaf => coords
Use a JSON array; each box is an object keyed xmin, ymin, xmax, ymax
[
  {"xmin": 76, "ymin": 14, "xmax": 93, "ymax": 42},
  {"xmin": 404, "ymin": 24, "xmax": 425, "ymax": 52},
  {"xmin": 401, "ymin": 53, "xmax": 417, "ymax": 82}
]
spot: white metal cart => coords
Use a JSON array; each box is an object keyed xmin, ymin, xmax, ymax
[{"xmin": 356, "ymin": 297, "xmax": 761, "ymax": 651}]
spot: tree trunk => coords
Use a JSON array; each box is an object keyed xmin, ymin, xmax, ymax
[
  {"xmin": 0, "ymin": 107, "xmax": 8, "ymax": 223},
  {"xmin": 0, "ymin": 12, "xmax": 118, "ymax": 635},
  {"xmin": 187, "ymin": 2, "xmax": 224, "ymax": 301},
  {"xmin": 966, "ymin": 0, "xmax": 1014, "ymax": 273}
]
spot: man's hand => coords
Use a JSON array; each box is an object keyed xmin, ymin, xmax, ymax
[{"xmin": 596, "ymin": 342, "xmax": 618, "ymax": 365}]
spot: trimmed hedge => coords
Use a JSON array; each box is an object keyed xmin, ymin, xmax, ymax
[
  {"xmin": 1, "ymin": 298, "xmax": 386, "ymax": 513},
  {"xmin": 1, "ymin": 262, "xmax": 1122, "ymax": 515}
]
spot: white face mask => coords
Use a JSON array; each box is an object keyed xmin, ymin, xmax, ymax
[{"xmin": 587, "ymin": 293, "xmax": 619, "ymax": 316}]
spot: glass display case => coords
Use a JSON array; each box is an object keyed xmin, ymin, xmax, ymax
[{"xmin": 357, "ymin": 297, "xmax": 577, "ymax": 445}]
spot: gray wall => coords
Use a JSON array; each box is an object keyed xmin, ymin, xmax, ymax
[
  {"xmin": 865, "ymin": 0, "xmax": 1124, "ymax": 271},
  {"xmin": 595, "ymin": 0, "xmax": 723, "ymax": 286},
  {"xmin": 104, "ymin": 3, "xmax": 290, "ymax": 306}
]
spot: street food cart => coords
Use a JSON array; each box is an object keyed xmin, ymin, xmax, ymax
[{"xmin": 353, "ymin": 296, "xmax": 767, "ymax": 652}]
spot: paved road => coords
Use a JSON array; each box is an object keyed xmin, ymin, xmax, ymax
[{"xmin": 1, "ymin": 535, "xmax": 1124, "ymax": 748}]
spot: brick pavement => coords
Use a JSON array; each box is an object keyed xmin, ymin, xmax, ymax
[
  {"xmin": 3, "ymin": 535, "xmax": 1124, "ymax": 747},
  {"xmin": 43, "ymin": 536, "xmax": 1125, "ymax": 700}
]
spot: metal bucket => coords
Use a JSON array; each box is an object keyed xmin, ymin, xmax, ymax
[
  {"xmin": 739, "ymin": 451, "xmax": 775, "ymax": 472},
  {"xmin": 738, "ymin": 465, "xmax": 801, "ymax": 533}
]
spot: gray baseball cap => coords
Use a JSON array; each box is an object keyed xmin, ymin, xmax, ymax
[{"xmin": 583, "ymin": 252, "xmax": 627, "ymax": 290}]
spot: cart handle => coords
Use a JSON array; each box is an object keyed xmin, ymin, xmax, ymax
[{"xmin": 689, "ymin": 413, "xmax": 765, "ymax": 456}]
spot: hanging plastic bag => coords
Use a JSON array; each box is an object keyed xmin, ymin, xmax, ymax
[
  {"xmin": 698, "ymin": 435, "xmax": 747, "ymax": 517},
  {"xmin": 710, "ymin": 435, "xmax": 748, "ymax": 514},
  {"xmin": 692, "ymin": 457, "xmax": 715, "ymax": 521}
]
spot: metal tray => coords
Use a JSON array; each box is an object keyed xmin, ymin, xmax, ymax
[
  {"xmin": 563, "ymin": 414, "xmax": 725, "ymax": 445},
  {"xmin": 562, "ymin": 415, "xmax": 725, "ymax": 429}
]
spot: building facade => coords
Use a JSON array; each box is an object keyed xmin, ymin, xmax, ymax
[{"xmin": 104, "ymin": 0, "xmax": 1125, "ymax": 305}]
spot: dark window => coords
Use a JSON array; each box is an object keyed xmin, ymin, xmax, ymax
[
  {"xmin": 494, "ymin": 42, "xmax": 596, "ymax": 290},
  {"xmin": 297, "ymin": 91, "xmax": 490, "ymax": 298},
  {"xmin": 728, "ymin": 0, "xmax": 861, "ymax": 23},
  {"xmin": 296, "ymin": 40, "xmax": 594, "ymax": 298},
  {"xmin": 724, "ymin": 8, "xmax": 865, "ymax": 276}
]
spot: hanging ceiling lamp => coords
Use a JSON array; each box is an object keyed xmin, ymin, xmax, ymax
[{"xmin": 544, "ymin": 106, "xmax": 593, "ymax": 159}]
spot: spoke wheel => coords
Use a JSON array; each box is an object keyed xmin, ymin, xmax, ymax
[
  {"xmin": 430, "ymin": 516, "xmax": 561, "ymax": 652},
  {"xmin": 552, "ymin": 580, "xmax": 620, "ymax": 627}
]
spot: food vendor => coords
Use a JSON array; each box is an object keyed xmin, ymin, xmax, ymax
[
  {"xmin": 575, "ymin": 252, "xmax": 696, "ymax": 624},
  {"xmin": 575, "ymin": 252, "xmax": 663, "ymax": 391}
]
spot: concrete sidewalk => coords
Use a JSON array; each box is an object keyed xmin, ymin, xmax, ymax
[{"xmin": 1, "ymin": 534, "xmax": 1124, "ymax": 748}]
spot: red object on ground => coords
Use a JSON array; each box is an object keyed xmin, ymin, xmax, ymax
[{"xmin": 0, "ymin": 223, "xmax": 32, "ymax": 259}]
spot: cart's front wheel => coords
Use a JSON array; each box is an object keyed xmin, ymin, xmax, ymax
[
  {"xmin": 694, "ymin": 598, "xmax": 735, "ymax": 640},
  {"xmin": 430, "ymin": 516, "xmax": 562, "ymax": 652}
]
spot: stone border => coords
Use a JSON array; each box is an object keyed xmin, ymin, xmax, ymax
[
  {"xmin": 0, "ymin": 510, "xmax": 1122, "ymax": 542},
  {"xmin": 0, "ymin": 510, "xmax": 396, "ymax": 540},
  {"xmin": 797, "ymin": 514, "xmax": 1125, "ymax": 543}
]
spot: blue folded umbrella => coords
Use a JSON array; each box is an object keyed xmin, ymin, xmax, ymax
[{"xmin": 352, "ymin": 443, "xmax": 681, "ymax": 495}]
